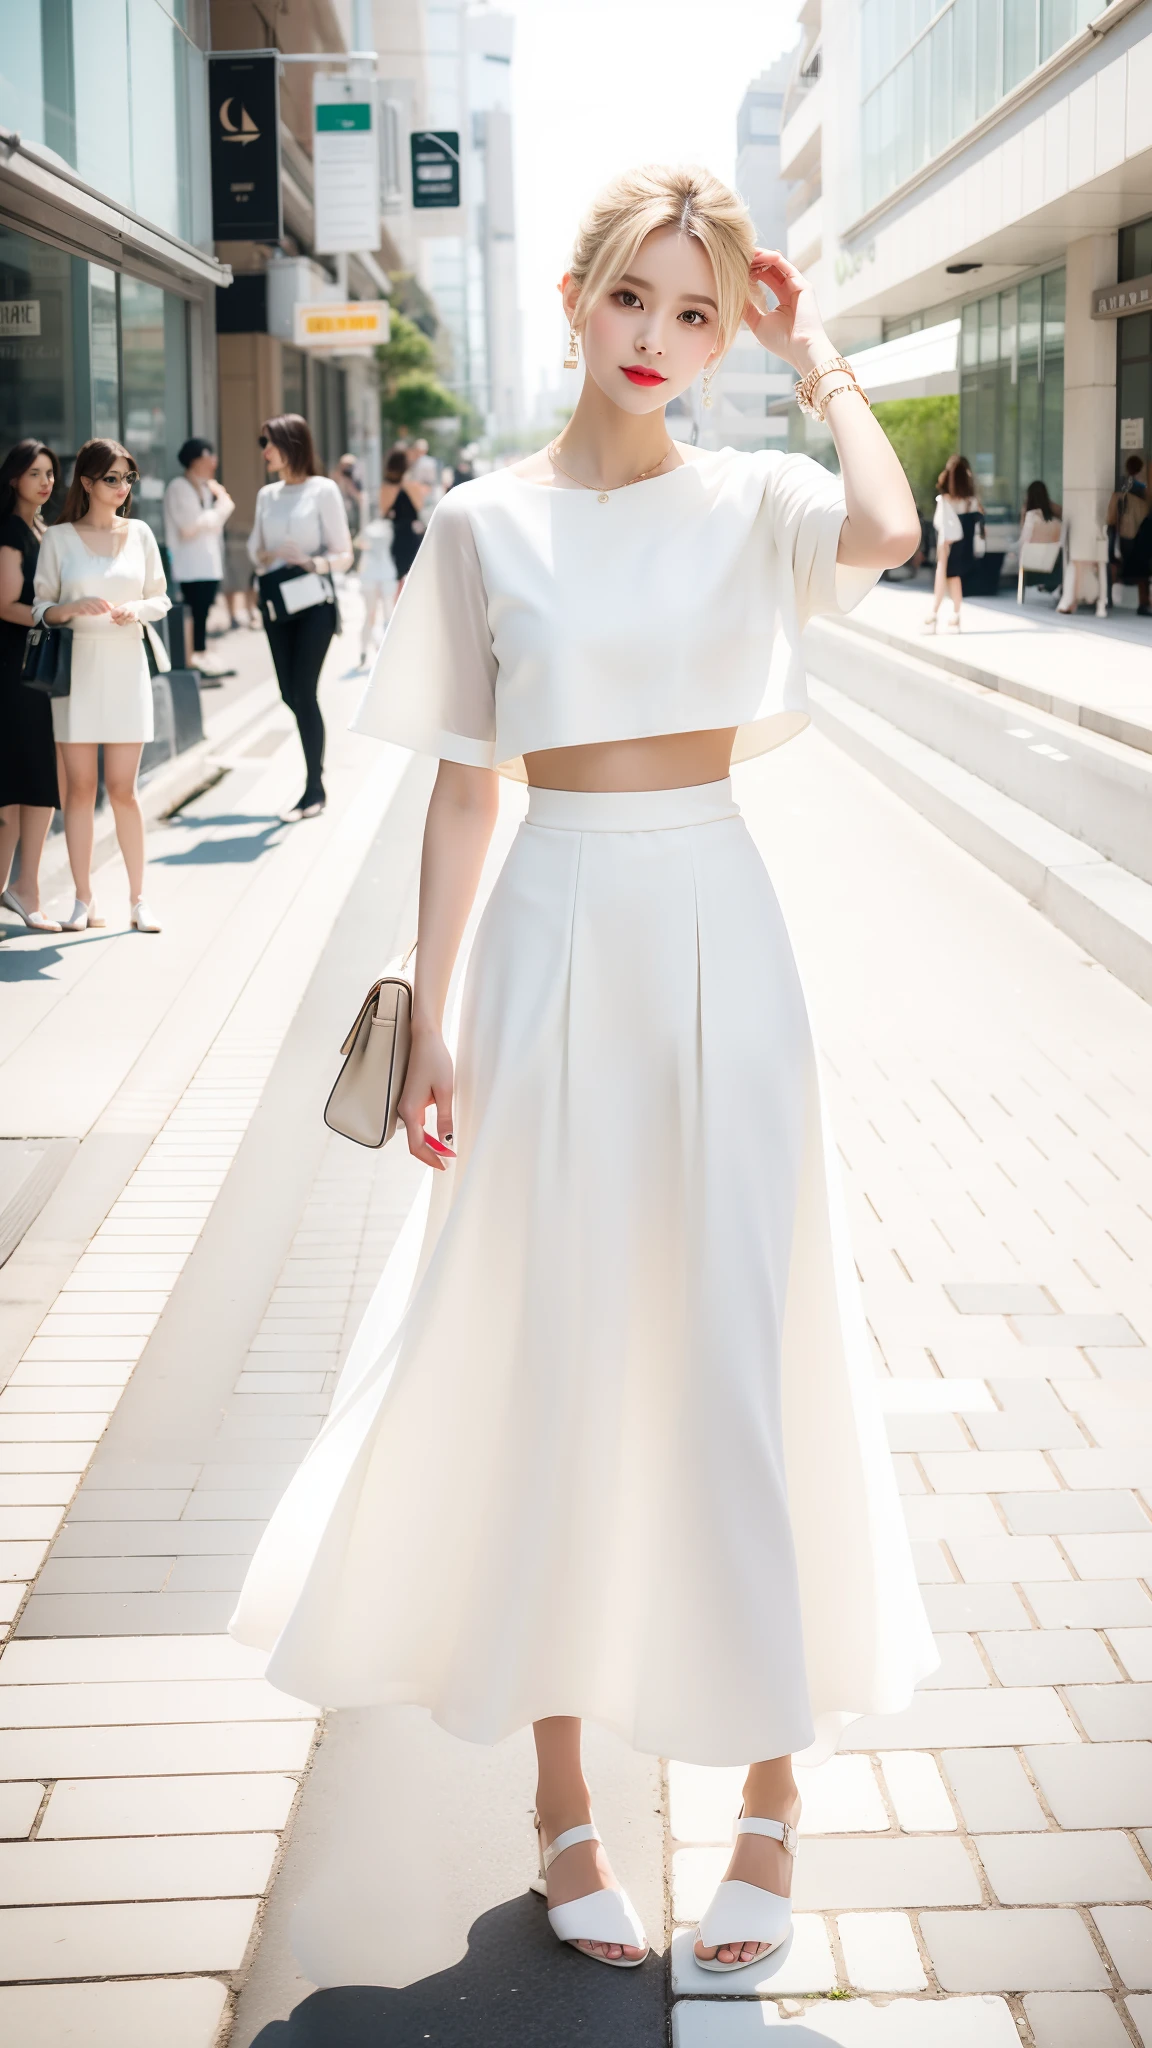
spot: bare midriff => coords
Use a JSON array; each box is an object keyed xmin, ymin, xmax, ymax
[{"xmin": 523, "ymin": 728, "xmax": 739, "ymax": 793}]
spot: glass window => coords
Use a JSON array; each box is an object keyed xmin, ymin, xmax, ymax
[
  {"xmin": 1119, "ymin": 217, "xmax": 1152, "ymax": 283},
  {"xmin": 976, "ymin": 0, "xmax": 1000, "ymax": 117},
  {"xmin": 1122, "ymin": 312, "xmax": 1152, "ymax": 360},
  {"xmin": 282, "ymin": 348, "xmax": 307, "ymax": 418},
  {"xmin": 954, "ymin": 0, "xmax": 977, "ymax": 137},
  {"xmin": 119, "ymin": 275, "xmax": 188, "ymax": 542},
  {"xmin": 895, "ymin": 55, "xmax": 915, "ymax": 186},
  {"xmin": 1040, "ymin": 0, "xmax": 1074, "ymax": 59},
  {"xmin": 930, "ymin": 9, "xmax": 954, "ymax": 160},
  {"xmin": 89, "ymin": 266, "xmax": 120, "ymax": 441},
  {"xmin": 1118, "ymin": 359, "xmax": 1149, "ymax": 472},
  {"xmin": 880, "ymin": 74, "xmax": 897, "ymax": 199},
  {"xmin": 72, "ymin": 0, "xmax": 133, "ymax": 209},
  {"xmin": 961, "ymin": 269, "xmax": 1065, "ymax": 520},
  {"xmin": 861, "ymin": 0, "xmax": 880, "ymax": 93},
  {"xmin": 0, "ymin": 1, "xmax": 47, "ymax": 146},
  {"xmin": 912, "ymin": 35, "xmax": 930, "ymax": 170},
  {"xmin": 961, "ymin": 302, "xmax": 980, "ymax": 370},
  {"xmin": 127, "ymin": 0, "xmax": 181, "ymax": 239},
  {"xmin": 1003, "ymin": 0, "xmax": 1038, "ymax": 93},
  {"xmin": 0, "ymin": 226, "xmax": 77, "ymax": 474}
]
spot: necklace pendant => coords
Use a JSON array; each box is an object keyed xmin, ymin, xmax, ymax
[{"xmin": 597, "ymin": 491, "xmax": 609, "ymax": 504}]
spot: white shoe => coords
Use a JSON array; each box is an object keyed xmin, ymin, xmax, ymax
[
  {"xmin": 693, "ymin": 1810, "xmax": 796, "ymax": 1973},
  {"xmin": 0, "ymin": 889, "xmax": 61, "ymax": 933},
  {"xmin": 59, "ymin": 897, "xmax": 106, "ymax": 932},
  {"xmin": 130, "ymin": 899, "xmax": 162, "ymax": 933},
  {"xmin": 921, "ymin": 612, "xmax": 937, "ymax": 633},
  {"xmin": 281, "ymin": 801, "xmax": 325, "ymax": 823},
  {"xmin": 529, "ymin": 1817, "xmax": 649, "ymax": 1968}
]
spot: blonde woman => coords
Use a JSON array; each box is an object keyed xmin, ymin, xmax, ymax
[
  {"xmin": 34, "ymin": 439, "xmax": 170, "ymax": 933},
  {"xmin": 233, "ymin": 167, "xmax": 935, "ymax": 1973}
]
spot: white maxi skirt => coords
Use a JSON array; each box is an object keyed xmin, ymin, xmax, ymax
[{"xmin": 232, "ymin": 779, "xmax": 936, "ymax": 1765}]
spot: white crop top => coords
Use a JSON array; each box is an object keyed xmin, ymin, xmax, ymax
[{"xmin": 352, "ymin": 446, "xmax": 879, "ymax": 779}]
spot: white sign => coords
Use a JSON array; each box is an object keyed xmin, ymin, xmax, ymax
[
  {"xmin": 1121, "ymin": 418, "xmax": 1145, "ymax": 450},
  {"xmin": 0, "ymin": 300, "xmax": 41, "ymax": 336},
  {"xmin": 293, "ymin": 301, "xmax": 390, "ymax": 350},
  {"xmin": 313, "ymin": 75, "xmax": 380, "ymax": 254}
]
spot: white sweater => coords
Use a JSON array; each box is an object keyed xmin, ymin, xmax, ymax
[{"xmin": 247, "ymin": 476, "xmax": 353, "ymax": 575}]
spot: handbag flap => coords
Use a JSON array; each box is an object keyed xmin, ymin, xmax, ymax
[{"xmin": 338, "ymin": 972, "xmax": 413, "ymax": 1057}]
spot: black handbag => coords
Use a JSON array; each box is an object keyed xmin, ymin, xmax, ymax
[
  {"xmin": 21, "ymin": 623, "xmax": 72, "ymax": 697},
  {"xmin": 258, "ymin": 563, "xmax": 338, "ymax": 626}
]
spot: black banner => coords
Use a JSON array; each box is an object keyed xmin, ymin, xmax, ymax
[
  {"xmin": 411, "ymin": 131, "xmax": 460, "ymax": 210},
  {"xmin": 209, "ymin": 53, "xmax": 282, "ymax": 242}
]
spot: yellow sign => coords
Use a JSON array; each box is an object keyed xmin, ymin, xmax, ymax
[{"xmin": 293, "ymin": 301, "xmax": 389, "ymax": 348}]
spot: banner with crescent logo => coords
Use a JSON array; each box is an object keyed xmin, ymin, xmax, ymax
[{"xmin": 209, "ymin": 54, "xmax": 282, "ymax": 243}]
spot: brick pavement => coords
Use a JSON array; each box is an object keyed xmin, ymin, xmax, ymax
[{"xmin": 2, "ymin": 697, "xmax": 1152, "ymax": 2043}]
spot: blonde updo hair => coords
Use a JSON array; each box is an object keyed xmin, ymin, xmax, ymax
[{"xmin": 568, "ymin": 164, "xmax": 764, "ymax": 356}]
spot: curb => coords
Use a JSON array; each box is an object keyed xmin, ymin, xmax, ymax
[{"xmin": 808, "ymin": 675, "xmax": 1152, "ymax": 1007}]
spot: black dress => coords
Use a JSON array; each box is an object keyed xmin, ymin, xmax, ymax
[
  {"xmin": 390, "ymin": 487, "xmax": 424, "ymax": 578},
  {"xmin": 0, "ymin": 514, "xmax": 58, "ymax": 809}
]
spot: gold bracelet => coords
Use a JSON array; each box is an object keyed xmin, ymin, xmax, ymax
[
  {"xmin": 816, "ymin": 379, "xmax": 872, "ymax": 423},
  {"xmin": 795, "ymin": 355, "xmax": 855, "ymax": 416}
]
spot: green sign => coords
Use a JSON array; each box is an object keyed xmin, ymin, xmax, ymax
[{"xmin": 316, "ymin": 103, "xmax": 371, "ymax": 132}]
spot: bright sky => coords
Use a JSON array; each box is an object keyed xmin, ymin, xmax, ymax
[{"xmin": 505, "ymin": 0, "xmax": 797, "ymax": 405}]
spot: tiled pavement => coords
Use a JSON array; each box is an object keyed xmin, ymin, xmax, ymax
[{"xmin": 3, "ymin": 681, "xmax": 1152, "ymax": 2041}]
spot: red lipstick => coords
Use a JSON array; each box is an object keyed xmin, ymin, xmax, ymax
[{"xmin": 622, "ymin": 366, "xmax": 666, "ymax": 386}]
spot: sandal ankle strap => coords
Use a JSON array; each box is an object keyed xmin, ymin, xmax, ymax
[
  {"xmin": 736, "ymin": 1814, "xmax": 797, "ymax": 1855},
  {"xmin": 539, "ymin": 1819, "xmax": 601, "ymax": 1870}
]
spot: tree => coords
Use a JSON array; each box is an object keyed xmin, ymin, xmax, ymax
[
  {"xmin": 871, "ymin": 395, "xmax": 960, "ymax": 515},
  {"xmin": 375, "ymin": 311, "xmax": 437, "ymax": 390},
  {"xmin": 385, "ymin": 369, "xmax": 460, "ymax": 438}
]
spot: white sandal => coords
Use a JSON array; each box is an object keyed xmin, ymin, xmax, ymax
[
  {"xmin": 59, "ymin": 898, "xmax": 105, "ymax": 932},
  {"xmin": 694, "ymin": 1809, "xmax": 797, "ymax": 1973},
  {"xmin": 0, "ymin": 889, "xmax": 61, "ymax": 932},
  {"xmin": 529, "ymin": 1816, "xmax": 649, "ymax": 1968},
  {"xmin": 130, "ymin": 899, "xmax": 162, "ymax": 934}
]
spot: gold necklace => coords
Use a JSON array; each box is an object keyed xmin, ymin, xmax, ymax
[{"xmin": 546, "ymin": 437, "xmax": 676, "ymax": 505}]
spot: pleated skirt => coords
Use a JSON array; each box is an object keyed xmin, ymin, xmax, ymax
[{"xmin": 231, "ymin": 779, "xmax": 936, "ymax": 1765}]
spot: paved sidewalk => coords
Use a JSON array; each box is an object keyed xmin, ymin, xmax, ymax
[
  {"xmin": 1, "ymin": 669, "xmax": 1152, "ymax": 2043},
  {"xmin": 850, "ymin": 582, "xmax": 1152, "ymax": 754}
]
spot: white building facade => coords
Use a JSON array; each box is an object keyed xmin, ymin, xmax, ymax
[
  {"xmin": 375, "ymin": 0, "xmax": 522, "ymax": 435},
  {"xmin": 782, "ymin": 0, "xmax": 1152, "ymax": 567}
]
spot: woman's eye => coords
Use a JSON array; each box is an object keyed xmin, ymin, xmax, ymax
[
  {"xmin": 615, "ymin": 291, "xmax": 642, "ymax": 308},
  {"xmin": 680, "ymin": 309, "xmax": 708, "ymax": 326}
]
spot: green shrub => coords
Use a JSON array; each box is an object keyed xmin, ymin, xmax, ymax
[{"xmin": 871, "ymin": 394, "xmax": 960, "ymax": 514}]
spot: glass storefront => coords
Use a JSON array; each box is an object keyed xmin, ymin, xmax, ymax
[
  {"xmin": 860, "ymin": 0, "xmax": 1098, "ymax": 212},
  {"xmin": 0, "ymin": 224, "xmax": 190, "ymax": 541},
  {"xmin": 959, "ymin": 269, "xmax": 1064, "ymax": 520},
  {"xmin": 0, "ymin": 0, "xmax": 210, "ymax": 248},
  {"xmin": 1116, "ymin": 217, "xmax": 1152, "ymax": 481}
]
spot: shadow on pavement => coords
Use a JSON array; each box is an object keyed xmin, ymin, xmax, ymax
[
  {"xmin": 247, "ymin": 1893, "xmax": 665, "ymax": 2047},
  {"xmin": 0, "ymin": 931, "xmax": 123, "ymax": 979},
  {"xmin": 152, "ymin": 823, "xmax": 286, "ymax": 866}
]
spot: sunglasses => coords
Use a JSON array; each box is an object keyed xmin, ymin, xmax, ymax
[
  {"xmin": 258, "ymin": 435, "xmax": 273, "ymax": 449},
  {"xmin": 99, "ymin": 471, "xmax": 139, "ymax": 488}
]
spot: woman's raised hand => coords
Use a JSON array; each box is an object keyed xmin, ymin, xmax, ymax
[
  {"xmin": 109, "ymin": 603, "xmax": 137, "ymax": 626},
  {"xmin": 743, "ymin": 250, "xmax": 831, "ymax": 373},
  {"xmin": 57, "ymin": 597, "xmax": 113, "ymax": 621},
  {"xmin": 399, "ymin": 1027, "xmax": 457, "ymax": 1171}
]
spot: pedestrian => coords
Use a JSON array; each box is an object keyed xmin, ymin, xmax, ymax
[
  {"xmin": 925, "ymin": 454, "xmax": 984, "ymax": 631},
  {"xmin": 33, "ymin": 438, "xmax": 170, "ymax": 933},
  {"xmin": 223, "ymin": 535, "xmax": 262, "ymax": 631},
  {"xmin": 379, "ymin": 444, "xmax": 426, "ymax": 595},
  {"xmin": 163, "ymin": 437, "xmax": 235, "ymax": 681},
  {"xmin": 408, "ymin": 435, "xmax": 442, "ymax": 512},
  {"xmin": 248, "ymin": 413, "xmax": 353, "ymax": 823},
  {"xmin": 1016, "ymin": 478, "xmax": 1063, "ymax": 599},
  {"xmin": 1106, "ymin": 453, "xmax": 1150, "ymax": 614},
  {"xmin": 233, "ymin": 167, "xmax": 933, "ymax": 1975},
  {"xmin": 449, "ymin": 450, "xmax": 475, "ymax": 490},
  {"xmin": 354, "ymin": 514, "xmax": 397, "ymax": 668},
  {"xmin": 333, "ymin": 453, "xmax": 363, "ymax": 541},
  {"xmin": 0, "ymin": 439, "xmax": 63, "ymax": 932}
]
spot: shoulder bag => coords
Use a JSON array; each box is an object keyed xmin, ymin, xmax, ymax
[
  {"xmin": 258, "ymin": 563, "xmax": 337, "ymax": 625},
  {"xmin": 21, "ymin": 622, "xmax": 72, "ymax": 697},
  {"xmin": 324, "ymin": 945, "xmax": 416, "ymax": 1148}
]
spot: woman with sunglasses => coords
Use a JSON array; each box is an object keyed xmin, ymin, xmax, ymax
[
  {"xmin": 249, "ymin": 414, "xmax": 353, "ymax": 822},
  {"xmin": 33, "ymin": 438, "xmax": 170, "ymax": 933}
]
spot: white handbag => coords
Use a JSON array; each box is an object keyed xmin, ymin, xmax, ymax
[
  {"xmin": 324, "ymin": 947, "xmax": 415, "ymax": 1148},
  {"xmin": 280, "ymin": 569, "xmax": 336, "ymax": 615}
]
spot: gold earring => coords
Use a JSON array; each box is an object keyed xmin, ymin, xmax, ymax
[
  {"xmin": 564, "ymin": 326, "xmax": 580, "ymax": 370},
  {"xmin": 702, "ymin": 365, "xmax": 716, "ymax": 410}
]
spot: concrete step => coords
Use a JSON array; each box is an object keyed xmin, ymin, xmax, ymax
[
  {"xmin": 806, "ymin": 615, "xmax": 1152, "ymax": 888},
  {"xmin": 807, "ymin": 676, "xmax": 1152, "ymax": 1007},
  {"xmin": 834, "ymin": 602, "xmax": 1152, "ymax": 758}
]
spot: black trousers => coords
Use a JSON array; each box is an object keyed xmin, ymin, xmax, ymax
[
  {"xmin": 264, "ymin": 603, "xmax": 336, "ymax": 805},
  {"xmin": 180, "ymin": 578, "xmax": 219, "ymax": 653}
]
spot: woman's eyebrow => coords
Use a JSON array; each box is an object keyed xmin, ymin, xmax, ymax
[{"xmin": 618, "ymin": 272, "xmax": 719, "ymax": 310}]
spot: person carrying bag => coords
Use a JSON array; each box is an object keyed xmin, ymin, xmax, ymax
[{"xmin": 248, "ymin": 414, "xmax": 353, "ymax": 822}]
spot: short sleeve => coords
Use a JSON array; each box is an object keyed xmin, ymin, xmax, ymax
[
  {"xmin": 350, "ymin": 486, "xmax": 497, "ymax": 766},
  {"xmin": 933, "ymin": 495, "xmax": 964, "ymax": 544},
  {"xmin": 763, "ymin": 452, "xmax": 879, "ymax": 625}
]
